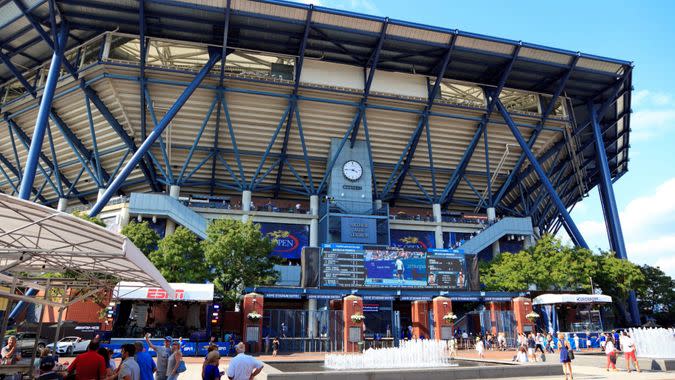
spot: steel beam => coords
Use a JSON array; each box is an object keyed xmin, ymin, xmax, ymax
[
  {"xmin": 439, "ymin": 45, "xmax": 521, "ymax": 207},
  {"xmin": 89, "ymin": 48, "xmax": 221, "ymax": 216},
  {"xmin": 18, "ymin": 27, "xmax": 68, "ymax": 200},
  {"xmin": 349, "ymin": 18, "xmax": 389, "ymax": 148},
  {"xmin": 274, "ymin": 6, "xmax": 314, "ymax": 197},
  {"xmin": 496, "ymin": 98, "xmax": 588, "ymax": 248},
  {"xmin": 386, "ymin": 35, "xmax": 456, "ymax": 205},
  {"xmin": 493, "ymin": 55, "xmax": 579, "ymax": 206}
]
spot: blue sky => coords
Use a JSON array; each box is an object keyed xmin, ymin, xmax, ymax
[{"xmin": 303, "ymin": 0, "xmax": 675, "ymax": 275}]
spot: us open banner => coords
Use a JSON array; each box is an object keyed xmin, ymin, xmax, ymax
[
  {"xmin": 259, "ymin": 222, "xmax": 309, "ymax": 259},
  {"xmin": 390, "ymin": 229, "xmax": 435, "ymax": 250}
]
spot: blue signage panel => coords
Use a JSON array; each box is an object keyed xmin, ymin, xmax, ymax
[
  {"xmin": 259, "ymin": 222, "xmax": 308, "ymax": 259},
  {"xmin": 390, "ymin": 229, "xmax": 435, "ymax": 250},
  {"xmin": 340, "ymin": 217, "xmax": 377, "ymax": 244}
]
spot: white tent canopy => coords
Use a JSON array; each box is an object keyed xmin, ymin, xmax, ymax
[
  {"xmin": 533, "ymin": 293, "xmax": 612, "ymax": 305},
  {"xmin": 0, "ymin": 193, "xmax": 172, "ymax": 306}
]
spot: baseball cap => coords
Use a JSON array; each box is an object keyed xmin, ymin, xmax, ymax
[{"xmin": 164, "ymin": 336, "xmax": 173, "ymax": 341}]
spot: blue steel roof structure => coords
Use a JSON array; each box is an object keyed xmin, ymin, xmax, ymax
[{"xmin": 0, "ymin": 0, "xmax": 632, "ymax": 239}]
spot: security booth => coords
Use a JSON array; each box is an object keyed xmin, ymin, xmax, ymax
[
  {"xmin": 111, "ymin": 282, "xmax": 214, "ymax": 341},
  {"xmin": 533, "ymin": 293, "xmax": 613, "ymax": 347}
]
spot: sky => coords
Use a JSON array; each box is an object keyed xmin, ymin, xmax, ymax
[{"xmin": 299, "ymin": 0, "xmax": 675, "ymax": 276}]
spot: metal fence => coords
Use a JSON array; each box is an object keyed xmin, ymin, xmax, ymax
[{"xmin": 263, "ymin": 309, "xmax": 343, "ymax": 353}]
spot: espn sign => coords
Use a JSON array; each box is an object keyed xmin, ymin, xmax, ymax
[{"xmin": 146, "ymin": 288, "xmax": 185, "ymax": 300}]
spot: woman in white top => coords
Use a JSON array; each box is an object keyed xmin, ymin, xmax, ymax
[
  {"xmin": 515, "ymin": 346, "xmax": 528, "ymax": 363},
  {"xmin": 604, "ymin": 337, "xmax": 617, "ymax": 371},
  {"xmin": 475, "ymin": 338, "xmax": 485, "ymax": 358}
]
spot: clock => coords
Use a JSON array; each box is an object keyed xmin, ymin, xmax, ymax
[{"xmin": 342, "ymin": 160, "xmax": 363, "ymax": 181}]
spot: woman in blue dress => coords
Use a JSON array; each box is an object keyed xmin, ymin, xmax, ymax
[{"xmin": 558, "ymin": 333, "xmax": 573, "ymax": 380}]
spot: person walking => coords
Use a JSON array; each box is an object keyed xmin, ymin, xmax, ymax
[
  {"xmin": 134, "ymin": 342, "xmax": 156, "ymax": 380},
  {"xmin": 526, "ymin": 334, "xmax": 537, "ymax": 362},
  {"xmin": 620, "ymin": 331, "xmax": 641, "ymax": 373},
  {"xmin": 145, "ymin": 334, "xmax": 171, "ymax": 380},
  {"xmin": 475, "ymin": 337, "xmax": 485, "ymax": 358},
  {"xmin": 604, "ymin": 336, "xmax": 618, "ymax": 371},
  {"xmin": 272, "ymin": 337, "xmax": 279, "ymax": 357},
  {"xmin": 226, "ymin": 342, "xmax": 264, "ymax": 380},
  {"xmin": 66, "ymin": 341, "xmax": 106, "ymax": 380},
  {"xmin": 202, "ymin": 347, "xmax": 221, "ymax": 380},
  {"xmin": 558, "ymin": 333, "xmax": 573, "ymax": 380},
  {"xmin": 166, "ymin": 340, "xmax": 183, "ymax": 380},
  {"xmin": 108, "ymin": 344, "xmax": 140, "ymax": 380}
]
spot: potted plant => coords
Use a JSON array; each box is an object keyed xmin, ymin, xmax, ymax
[
  {"xmin": 442, "ymin": 312, "xmax": 457, "ymax": 323},
  {"xmin": 526, "ymin": 311, "xmax": 540, "ymax": 323},
  {"xmin": 247, "ymin": 311, "xmax": 262, "ymax": 322},
  {"xmin": 350, "ymin": 313, "xmax": 366, "ymax": 323}
]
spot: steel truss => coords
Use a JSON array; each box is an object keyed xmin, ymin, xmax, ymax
[{"xmin": 0, "ymin": 1, "xmax": 638, "ymax": 323}]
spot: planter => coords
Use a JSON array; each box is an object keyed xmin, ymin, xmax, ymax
[
  {"xmin": 247, "ymin": 311, "xmax": 262, "ymax": 322},
  {"xmin": 350, "ymin": 313, "xmax": 366, "ymax": 323}
]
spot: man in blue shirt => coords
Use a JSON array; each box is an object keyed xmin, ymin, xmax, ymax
[{"xmin": 134, "ymin": 342, "xmax": 157, "ymax": 380}]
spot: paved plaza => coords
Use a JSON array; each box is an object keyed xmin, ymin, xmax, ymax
[{"xmin": 168, "ymin": 349, "xmax": 672, "ymax": 380}]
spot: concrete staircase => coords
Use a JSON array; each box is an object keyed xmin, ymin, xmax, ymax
[
  {"xmin": 459, "ymin": 217, "xmax": 534, "ymax": 254},
  {"xmin": 128, "ymin": 193, "xmax": 208, "ymax": 238}
]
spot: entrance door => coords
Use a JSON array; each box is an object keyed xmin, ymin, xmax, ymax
[{"xmin": 392, "ymin": 310, "xmax": 401, "ymax": 347}]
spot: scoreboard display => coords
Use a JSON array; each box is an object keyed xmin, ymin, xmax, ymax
[
  {"xmin": 426, "ymin": 251, "xmax": 466, "ymax": 289},
  {"xmin": 320, "ymin": 245, "xmax": 366, "ymax": 287},
  {"xmin": 320, "ymin": 244, "xmax": 467, "ymax": 289}
]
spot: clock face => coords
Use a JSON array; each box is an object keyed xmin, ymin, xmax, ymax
[{"xmin": 342, "ymin": 160, "xmax": 363, "ymax": 181}]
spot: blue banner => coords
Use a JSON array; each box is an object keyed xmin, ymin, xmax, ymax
[
  {"xmin": 259, "ymin": 222, "xmax": 309, "ymax": 259},
  {"xmin": 390, "ymin": 229, "xmax": 435, "ymax": 250},
  {"xmin": 341, "ymin": 217, "xmax": 377, "ymax": 244}
]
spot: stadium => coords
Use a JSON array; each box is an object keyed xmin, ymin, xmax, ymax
[{"xmin": 0, "ymin": 0, "xmax": 634, "ymax": 353}]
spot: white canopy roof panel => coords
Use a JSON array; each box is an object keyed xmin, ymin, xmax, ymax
[
  {"xmin": 0, "ymin": 193, "xmax": 172, "ymax": 296},
  {"xmin": 533, "ymin": 293, "xmax": 612, "ymax": 305},
  {"xmin": 115, "ymin": 282, "xmax": 214, "ymax": 302}
]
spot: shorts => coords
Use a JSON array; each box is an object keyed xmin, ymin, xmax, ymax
[{"xmin": 624, "ymin": 351, "xmax": 637, "ymax": 361}]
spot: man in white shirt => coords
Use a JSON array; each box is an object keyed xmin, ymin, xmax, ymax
[
  {"xmin": 226, "ymin": 343, "xmax": 263, "ymax": 380},
  {"xmin": 395, "ymin": 258, "xmax": 404, "ymax": 281}
]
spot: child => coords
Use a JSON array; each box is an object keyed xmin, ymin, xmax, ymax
[{"xmin": 475, "ymin": 337, "xmax": 485, "ymax": 358}]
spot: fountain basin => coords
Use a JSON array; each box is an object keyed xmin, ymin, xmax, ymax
[{"xmin": 266, "ymin": 360, "xmax": 563, "ymax": 380}]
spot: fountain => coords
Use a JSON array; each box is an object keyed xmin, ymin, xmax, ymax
[
  {"xmin": 324, "ymin": 339, "xmax": 454, "ymax": 370},
  {"xmin": 629, "ymin": 327, "xmax": 675, "ymax": 358}
]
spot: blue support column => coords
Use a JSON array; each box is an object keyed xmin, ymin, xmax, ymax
[
  {"xmin": 496, "ymin": 99, "xmax": 588, "ymax": 248},
  {"xmin": 589, "ymin": 102, "xmax": 640, "ymax": 325},
  {"xmin": 89, "ymin": 49, "xmax": 221, "ymax": 216},
  {"xmin": 18, "ymin": 26, "xmax": 67, "ymax": 200}
]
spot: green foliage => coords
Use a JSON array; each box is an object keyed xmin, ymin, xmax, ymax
[
  {"xmin": 72, "ymin": 211, "xmax": 106, "ymax": 227},
  {"xmin": 480, "ymin": 235, "xmax": 597, "ymax": 292},
  {"xmin": 593, "ymin": 252, "xmax": 645, "ymax": 301},
  {"xmin": 121, "ymin": 221, "xmax": 160, "ymax": 255},
  {"xmin": 150, "ymin": 227, "xmax": 210, "ymax": 283},
  {"xmin": 636, "ymin": 264, "xmax": 673, "ymax": 326},
  {"xmin": 202, "ymin": 219, "xmax": 281, "ymax": 305}
]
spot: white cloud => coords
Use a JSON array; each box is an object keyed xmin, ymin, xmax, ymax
[
  {"xmin": 295, "ymin": 0, "xmax": 323, "ymax": 5},
  {"xmin": 575, "ymin": 178, "xmax": 675, "ymax": 277},
  {"xmin": 630, "ymin": 90, "xmax": 675, "ymax": 141}
]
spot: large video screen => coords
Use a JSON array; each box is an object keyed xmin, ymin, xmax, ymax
[
  {"xmin": 364, "ymin": 248, "xmax": 427, "ymax": 286},
  {"xmin": 320, "ymin": 244, "xmax": 467, "ymax": 289}
]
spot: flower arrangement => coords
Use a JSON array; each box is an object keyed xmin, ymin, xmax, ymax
[
  {"xmin": 350, "ymin": 313, "xmax": 366, "ymax": 323},
  {"xmin": 526, "ymin": 311, "xmax": 540, "ymax": 322},
  {"xmin": 247, "ymin": 311, "xmax": 262, "ymax": 321},
  {"xmin": 442, "ymin": 312, "xmax": 457, "ymax": 323}
]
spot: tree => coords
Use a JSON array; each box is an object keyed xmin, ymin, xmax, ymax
[
  {"xmin": 203, "ymin": 219, "xmax": 281, "ymax": 306},
  {"xmin": 150, "ymin": 227, "xmax": 210, "ymax": 283},
  {"xmin": 72, "ymin": 211, "xmax": 106, "ymax": 227},
  {"xmin": 121, "ymin": 221, "xmax": 160, "ymax": 255},
  {"xmin": 480, "ymin": 235, "xmax": 597, "ymax": 292},
  {"xmin": 592, "ymin": 252, "xmax": 645, "ymax": 326},
  {"xmin": 636, "ymin": 265, "xmax": 673, "ymax": 326}
]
